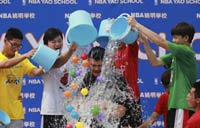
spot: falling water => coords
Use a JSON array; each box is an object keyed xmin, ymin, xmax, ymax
[{"xmin": 63, "ymin": 40, "xmax": 141, "ymax": 128}]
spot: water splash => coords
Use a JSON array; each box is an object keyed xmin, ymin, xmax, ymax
[{"xmin": 63, "ymin": 41, "xmax": 141, "ymax": 128}]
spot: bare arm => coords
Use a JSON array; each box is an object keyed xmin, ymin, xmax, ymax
[
  {"xmin": 29, "ymin": 67, "xmax": 44, "ymax": 77},
  {"xmin": 128, "ymin": 16, "xmax": 169, "ymax": 50},
  {"xmin": 53, "ymin": 42, "xmax": 77, "ymax": 68},
  {"xmin": 138, "ymin": 33, "xmax": 163, "ymax": 66},
  {"xmin": 0, "ymin": 49, "xmax": 37, "ymax": 68},
  {"xmin": 139, "ymin": 112, "xmax": 160, "ymax": 128}
]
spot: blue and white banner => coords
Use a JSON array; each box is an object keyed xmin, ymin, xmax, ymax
[{"xmin": 0, "ymin": 0, "xmax": 200, "ymax": 127}]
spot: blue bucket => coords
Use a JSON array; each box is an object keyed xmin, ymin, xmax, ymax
[
  {"xmin": 110, "ymin": 13, "xmax": 138, "ymax": 44},
  {"xmin": 96, "ymin": 19, "xmax": 113, "ymax": 47},
  {"xmin": 67, "ymin": 10, "xmax": 97, "ymax": 46},
  {"xmin": 0, "ymin": 109, "xmax": 10, "ymax": 126},
  {"xmin": 31, "ymin": 44, "xmax": 59, "ymax": 72},
  {"xmin": 121, "ymin": 28, "xmax": 138, "ymax": 44}
]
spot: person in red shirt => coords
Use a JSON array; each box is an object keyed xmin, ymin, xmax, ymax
[
  {"xmin": 114, "ymin": 41, "xmax": 139, "ymax": 99},
  {"xmin": 114, "ymin": 41, "xmax": 142, "ymax": 125},
  {"xmin": 185, "ymin": 81, "xmax": 200, "ymax": 128},
  {"xmin": 139, "ymin": 70, "xmax": 171, "ymax": 128}
]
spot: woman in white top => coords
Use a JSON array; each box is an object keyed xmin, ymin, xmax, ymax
[{"xmin": 40, "ymin": 28, "xmax": 77, "ymax": 128}]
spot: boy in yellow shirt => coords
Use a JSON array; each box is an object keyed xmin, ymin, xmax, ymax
[{"xmin": 0, "ymin": 28, "xmax": 43, "ymax": 128}]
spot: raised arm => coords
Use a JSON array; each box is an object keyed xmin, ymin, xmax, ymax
[
  {"xmin": 138, "ymin": 33, "xmax": 163, "ymax": 66},
  {"xmin": 53, "ymin": 42, "xmax": 77, "ymax": 68},
  {"xmin": 0, "ymin": 49, "xmax": 37, "ymax": 68},
  {"xmin": 29, "ymin": 66, "xmax": 44, "ymax": 77},
  {"xmin": 128, "ymin": 16, "xmax": 169, "ymax": 50}
]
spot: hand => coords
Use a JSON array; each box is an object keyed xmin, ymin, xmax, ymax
[
  {"xmin": 116, "ymin": 104, "xmax": 126, "ymax": 118},
  {"xmin": 138, "ymin": 122, "xmax": 151, "ymax": 128},
  {"xmin": 110, "ymin": 104, "xmax": 126, "ymax": 118},
  {"xmin": 25, "ymin": 48, "xmax": 37, "ymax": 58},
  {"xmin": 69, "ymin": 42, "xmax": 77, "ymax": 52},
  {"xmin": 128, "ymin": 16, "xmax": 137, "ymax": 28}
]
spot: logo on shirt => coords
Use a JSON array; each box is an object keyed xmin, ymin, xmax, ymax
[{"xmin": 5, "ymin": 74, "xmax": 21, "ymax": 85}]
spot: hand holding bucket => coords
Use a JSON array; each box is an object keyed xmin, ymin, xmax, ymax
[
  {"xmin": 110, "ymin": 13, "xmax": 138, "ymax": 44},
  {"xmin": 31, "ymin": 44, "xmax": 59, "ymax": 72},
  {"xmin": 67, "ymin": 10, "xmax": 97, "ymax": 47},
  {"xmin": 0, "ymin": 110, "xmax": 11, "ymax": 127}
]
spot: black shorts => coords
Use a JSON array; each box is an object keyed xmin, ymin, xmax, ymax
[
  {"xmin": 41, "ymin": 115, "xmax": 67, "ymax": 128},
  {"xmin": 167, "ymin": 108, "xmax": 194, "ymax": 128}
]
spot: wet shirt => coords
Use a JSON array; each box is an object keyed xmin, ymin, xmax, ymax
[
  {"xmin": 81, "ymin": 71, "xmax": 142, "ymax": 128},
  {"xmin": 114, "ymin": 42, "xmax": 139, "ymax": 99}
]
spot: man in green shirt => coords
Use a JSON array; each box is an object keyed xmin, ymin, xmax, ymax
[{"xmin": 128, "ymin": 17, "xmax": 198, "ymax": 128}]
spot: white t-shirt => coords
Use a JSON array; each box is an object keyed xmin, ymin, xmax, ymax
[{"xmin": 40, "ymin": 68, "xmax": 66, "ymax": 115}]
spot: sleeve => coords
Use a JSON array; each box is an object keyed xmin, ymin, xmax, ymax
[
  {"xmin": 160, "ymin": 53, "xmax": 172, "ymax": 69},
  {"xmin": 154, "ymin": 94, "xmax": 165, "ymax": 115},
  {"xmin": 23, "ymin": 58, "xmax": 37, "ymax": 77},
  {"xmin": 167, "ymin": 41, "xmax": 194, "ymax": 59}
]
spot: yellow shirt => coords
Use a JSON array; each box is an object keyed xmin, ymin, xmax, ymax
[{"xmin": 0, "ymin": 52, "xmax": 36, "ymax": 120}]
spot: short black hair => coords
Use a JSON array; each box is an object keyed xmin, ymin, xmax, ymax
[
  {"xmin": 5, "ymin": 27, "xmax": 23, "ymax": 40},
  {"xmin": 88, "ymin": 46, "xmax": 105, "ymax": 61},
  {"xmin": 161, "ymin": 70, "xmax": 171, "ymax": 89},
  {"xmin": 192, "ymin": 81, "xmax": 200, "ymax": 99},
  {"xmin": 171, "ymin": 22, "xmax": 195, "ymax": 43},
  {"xmin": 43, "ymin": 28, "xmax": 63, "ymax": 45}
]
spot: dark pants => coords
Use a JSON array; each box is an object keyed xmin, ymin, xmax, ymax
[
  {"xmin": 42, "ymin": 115, "xmax": 67, "ymax": 128},
  {"xmin": 167, "ymin": 108, "xmax": 194, "ymax": 128}
]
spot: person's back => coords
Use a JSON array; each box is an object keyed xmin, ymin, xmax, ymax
[{"xmin": 139, "ymin": 70, "xmax": 170, "ymax": 128}]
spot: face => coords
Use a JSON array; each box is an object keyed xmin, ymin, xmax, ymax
[
  {"xmin": 89, "ymin": 58, "xmax": 103, "ymax": 77},
  {"xmin": 187, "ymin": 88, "xmax": 196, "ymax": 108},
  {"xmin": 47, "ymin": 36, "xmax": 63, "ymax": 54},
  {"xmin": 172, "ymin": 35, "xmax": 188, "ymax": 44},
  {"xmin": 4, "ymin": 38, "xmax": 22, "ymax": 57}
]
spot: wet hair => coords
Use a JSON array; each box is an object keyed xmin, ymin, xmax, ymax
[
  {"xmin": 192, "ymin": 81, "xmax": 200, "ymax": 99},
  {"xmin": 5, "ymin": 27, "xmax": 23, "ymax": 41},
  {"xmin": 171, "ymin": 22, "xmax": 195, "ymax": 43},
  {"xmin": 43, "ymin": 28, "xmax": 63, "ymax": 45},
  {"xmin": 161, "ymin": 70, "xmax": 171, "ymax": 89},
  {"xmin": 88, "ymin": 46, "xmax": 105, "ymax": 61}
]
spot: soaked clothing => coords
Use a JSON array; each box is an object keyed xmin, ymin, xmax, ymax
[
  {"xmin": 114, "ymin": 42, "xmax": 139, "ymax": 99},
  {"xmin": 40, "ymin": 67, "xmax": 67, "ymax": 128},
  {"xmin": 81, "ymin": 71, "xmax": 142, "ymax": 128},
  {"xmin": 41, "ymin": 115, "xmax": 67, "ymax": 128}
]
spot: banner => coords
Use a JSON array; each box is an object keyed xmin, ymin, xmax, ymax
[{"xmin": 0, "ymin": 0, "xmax": 199, "ymax": 127}]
